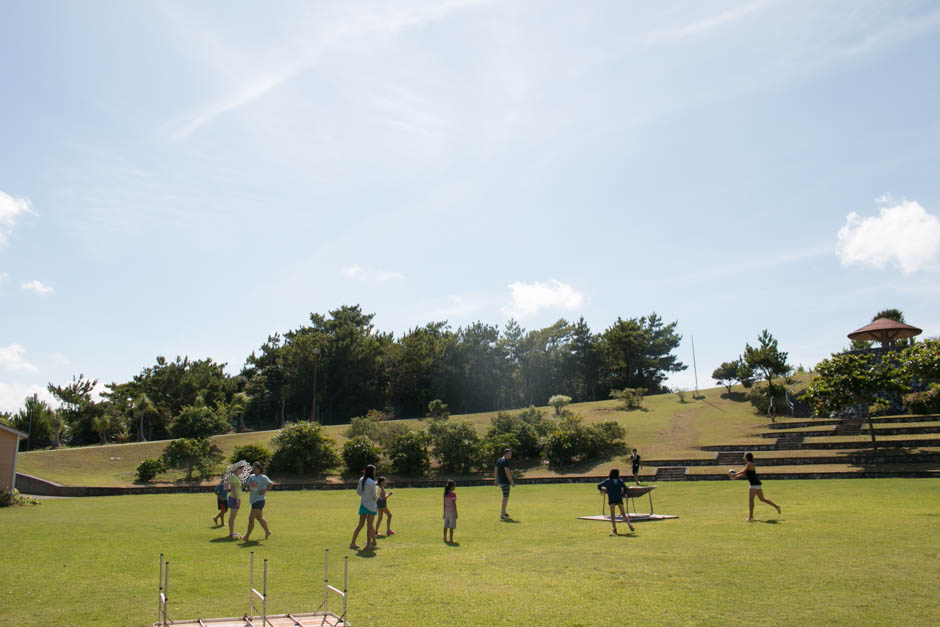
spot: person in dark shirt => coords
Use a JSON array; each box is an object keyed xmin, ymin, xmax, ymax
[
  {"xmin": 730, "ymin": 452, "xmax": 782, "ymax": 521},
  {"xmin": 597, "ymin": 468, "xmax": 635, "ymax": 534},
  {"xmin": 494, "ymin": 448, "xmax": 515, "ymax": 520},
  {"xmin": 630, "ymin": 449, "xmax": 642, "ymax": 484}
]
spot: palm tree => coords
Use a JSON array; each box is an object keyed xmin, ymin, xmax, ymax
[{"xmin": 133, "ymin": 394, "xmax": 158, "ymax": 442}]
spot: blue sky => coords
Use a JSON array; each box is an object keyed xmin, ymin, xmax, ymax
[{"xmin": 2, "ymin": 1, "xmax": 939, "ymax": 412}]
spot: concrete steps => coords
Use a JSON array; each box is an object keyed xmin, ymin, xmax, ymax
[{"xmin": 654, "ymin": 466, "xmax": 687, "ymax": 481}]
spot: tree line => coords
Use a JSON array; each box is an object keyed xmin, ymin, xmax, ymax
[{"xmin": 2, "ymin": 304, "xmax": 686, "ymax": 449}]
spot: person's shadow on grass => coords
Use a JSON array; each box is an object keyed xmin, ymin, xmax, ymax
[
  {"xmin": 752, "ymin": 519, "xmax": 782, "ymax": 524},
  {"xmin": 445, "ymin": 541, "xmax": 460, "ymax": 547},
  {"xmin": 500, "ymin": 517, "xmax": 520, "ymax": 524},
  {"xmin": 238, "ymin": 540, "xmax": 261, "ymax": 548},
  {"xmin": 210, "ymin": 536, "xmax": 241, "ymax": 543},
  {"xmin": 354, "ymin": 547, "xmax": 377, "ymax": 559}
]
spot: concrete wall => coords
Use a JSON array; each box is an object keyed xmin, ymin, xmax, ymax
[{"xmin": 0, "ymin": 429, "xmax": 19, "ymax": 492}]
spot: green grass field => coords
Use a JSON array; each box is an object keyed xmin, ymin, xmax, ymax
[{"xmin": 2, "ymin": 480, "xmax": 937, "ymax": 626}]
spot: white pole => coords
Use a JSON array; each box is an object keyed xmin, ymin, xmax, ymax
[{"xmin": 691, "ymin": 335, "xmax": 700, "ymax": 398}]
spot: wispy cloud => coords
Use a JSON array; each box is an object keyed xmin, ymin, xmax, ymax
[
  {"xmin": 21, "ymin": 280, "xmax": 55, "ymax": 296},
  {"xmin": 341, "ymin": 265, "xmax": 406, "ymax": 283},
  {"xmin": 837, "ymin": 9, "xmax": 940, "ymax": 56},
  {"xmin": 836, "ymin": 200, "xmax": 940, "ymax": 274},
  {"xmin": 0, "ymin": 344, "xmax": 40, "ymax": 374},
  {"xmin": 164, "ymin": 0, "xmax": 486, "ymax": 140},
  {"xmin": 52, "ymin": 353, "xmax": 70, "ymax": 367},
  {"xmin": 644, "ymin": 0, "xmax": 770, "ymax": 45},
  {"xmin": 0, "ymin": 272, "xmax": 8, "ymax": 285},
  {"xmin": 0, "ymin": 190, "xmax": 35, "ymax": 246},
  {"xmin": 503, "ymin": 280, "xmax": 585, "ymax": 318}
]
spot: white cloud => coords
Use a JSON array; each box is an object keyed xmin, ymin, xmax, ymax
[
  {"xmin": 341, "ymin": 265, "xmax": 406, "ymax": 283},
  {"xmin": 0, "ymin": 272, "xmax": 8, "ymax": 285},
  {"xmin": 52, "ymin": 353, "xmax": 70, "ymax": 367},
  {"xmin": 0, "ymin": 383, "xmax": 56, "ymax": 414},
  {"xmin": 836, "ymin": 200, "xmax": 940, "ymax": 274},
  {"xmin": 0, "ymin": 344, "xmax": 40, "ymax": 374},
  {"xmin": 504, "ymin": 280, "xmax": 585, "ymax": 318},
  {"xmin": 644, "ymin": 0, "xmax": 770, "ymax": 45},
  {"xmin": 0, "ymin": 190, "xmax": 35, "ymax": 246},
  {"xmin": 21, "ymin": 280, "xmax": 55, "ymax": 296}
]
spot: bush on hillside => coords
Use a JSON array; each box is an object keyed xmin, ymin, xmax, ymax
[
  {"xmin": 478, "ymin": 431, "xmax": 520, "ymax": 469},
  {"xmin": 162, "ymin": 438, "xmax": 223, "ymax": 480},
  {"xmin": 610, "ymin": 388, "xmax": 646, "ymax": 410},
  {"xmin": 428, "ymin": 419, "xmax": 480, "ymax": 473},
  {"xmin": 135, "ymin": 457, "xmax": 167, "ymax": 483},
  {"xmin": 229, "ymin": 443, "xmax": 272, "ymax": 466},
  {"xmin": 426, "ymin": 399, "xmax": 450, "ymax": 421},
  {"xmin": 269, "ymin": 421, "xmax": 340, "ymax": 475},
  {"xmin": 548, "ymin": 394, "xmax": 571, "ymax": 415},
  {"xmin": 542, "ymin": 416, "xmax": 626, "ymax": 466},
  {"xmin": 342, "ymin": 436, "xmax": 381, "ymax": 474},
  {"xmin": 486, "ymin": 406, "xmax": 553, "ymax": 459},
  {"xmin": 388, "ymin": 430, "xmax": 430, "ymax": 476},
  {"xmin": 903, "ymin": 384, "xmax": 940, "ymax": 415}
]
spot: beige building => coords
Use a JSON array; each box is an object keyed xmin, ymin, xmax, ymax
[{"xmin": 0, "ymin": 423, "xmax": 28, "ymax": 493}]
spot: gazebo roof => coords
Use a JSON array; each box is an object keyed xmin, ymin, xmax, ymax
[{"xmin": 847, "ymin": 317, "xmax": 923, "ymax": 345}]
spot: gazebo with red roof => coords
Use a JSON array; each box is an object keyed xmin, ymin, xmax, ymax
[{"xmin": 847, "ymin": 318, "xmax": 923, "ymax": 347}]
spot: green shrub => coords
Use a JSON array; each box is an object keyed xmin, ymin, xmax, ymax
[
  {"xmin": 486, "ymin": 406, "xmax": 552, "ymax": 459},
  {"xmin": 162, "ymin": 438, "xmax": 223, "ymax": 480},
  {"xmin": 270, "ymin": 421, "xmax": 340, "ymax": 475},
  {"xmin": 610, "ymin": 387, "xmax": 646, "ymax": 410},
  {"xmin": 542, "ymin": 429, "xmax": 584, "ymax": 466},
  {"xmin": 0, "ymin": 488, "xmax": 40, "ymax": 507},
  {"xmin": 903, "ymin": 384, "xmax": 940, "ymax": 414},
  {"xmin": 135, "ymin": 457, "xmax": 166, "ymax": 483},
  {"xmin": 868, "ymin": 398, "xmax": 893, "ymax": 417},
  {"xmin": 586, "ymin": 421, "xmax": 627, "ymax": 457},
  {"xmin": 548, "ymin": 394, "xmax": 571, "ymax": 415},
  {"xmin": 542, "ymin": 417, "xmax": 626, "ymax": 465},
  {"xmin": 427, "ymin": 399, "xmax": 450, "ymax": 421},
  {"xmin": 478, "ymin": 432, "xmax": 520, "ymax": 470},
  {"xmin": 388, "ymin": 430, "xmax": 430, "ymax": 476},
  {"xmin": 428, "ymin": 420, "xmax": 480, "ymax": 472},
  {"xmin": 229, "ymin": 444, "xmax": 272, "ymax": 465},
  {"xmin": 342, "ymin": 436, "xmax": 381, "ymax": 474}
]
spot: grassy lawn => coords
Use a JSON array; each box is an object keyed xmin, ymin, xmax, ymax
[{"xmin": 1, "ymin": 480, "xmax": 938, "ymax": 626}]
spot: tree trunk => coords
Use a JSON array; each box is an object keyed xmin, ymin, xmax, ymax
[
  {"xmin": 139, "ymin": 415, "xmax": 147, "ymax": 442},
  {"xmin": 867, "ymin": 413, "xmax": 878, "ymax": 451}
]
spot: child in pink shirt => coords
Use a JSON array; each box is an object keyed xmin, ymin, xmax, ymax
[{"xmin": 443, "ymin": 480, "xmax": 457, "ymax": 543}]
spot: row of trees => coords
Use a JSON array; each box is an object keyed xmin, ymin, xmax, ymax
[{"xmin": 3, "ymin": 305, "xmax": 685, "ymax": 449}]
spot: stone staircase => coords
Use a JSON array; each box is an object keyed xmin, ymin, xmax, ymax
[
  {"xmin": 716, "ymin": 451, "xmax": 744, "ymax": 465},
  {"xmin": 655, "ymin": 466, "xmax": 687, "ymax": 481},
  {"xmin": 774, "ymin": 433, "xmax": 804, "ymax": 450},
  {"xmin": 833, "ymin": 418, "xmax": 863, "ymax": 435}
]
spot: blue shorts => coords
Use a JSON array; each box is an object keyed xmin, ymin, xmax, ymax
[
  {"xmin": 499, "ymin": 483, "xmax": 510, "ymax": 498},
  {"xmin": 227, "ymin": 496, "xmax": 239, "ymax": 509},
  {"xmin": 251, "ymin": 500, "xmax": 265, "ymax": 510},
  {"xmin": 358, "ymin": 505, "xmax": 377, "ymax": 516}
]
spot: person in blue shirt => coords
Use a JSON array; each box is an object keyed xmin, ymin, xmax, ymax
[
  {"xmin": 597, "ymin": 468, "xmax": 634, "ymax": 534},
  {"xmin": 212, "ymin": 479, "xmax": 228, "ymax": 527},
  {"xmin": 242, "ymin": 461, "xmax": 274, "ymax": 541}
]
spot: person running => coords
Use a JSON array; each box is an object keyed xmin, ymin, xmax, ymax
[
  {"xmin": 443, "ymin": 480, "xmax": 457, "ymax": 543},
  {"xmin": 494, "ymin": 448, "xmax": 515, "ymax": 520},
  {"xmin": 597, "ymin": 468, "xmax": 634, "ymax": 535},
  {"xmin": 242, "ymin": 461, "xmax": 273, "ymax": 541},
  {"xmin": 630, "ymin": 449, "xmax": 642, "ymax": 484},
  {"xmin": 375, "ymin": 477, "xmax": 395, "ymax": 537},
  {"xmin": 730, "ymin": 452, "xmax": 782, "ymax": 521},
  {"xmin": 350, "ymin": 465, "xmax": 378, "ymax": 550},
  {"xmin": 213, "ymin": 478, "xmax": 228, "ymax": 527},
  {"xmin": 227, "ymin": 470, "xmax": 245, "ymax": 539}
]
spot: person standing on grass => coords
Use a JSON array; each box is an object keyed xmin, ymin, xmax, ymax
[
  {"xmin": 227, "ymin": 471, "xmax": 244, "ymax": 539},
  {"xmin": 242, "ymin": 461, "xmax": 273, "ymax": 541},
  {"xmin": 494, "ymin": 448, "xmax": 515, "ymax": 519},
  {"xmin": 630, "ymin": 449, "xmax": 642, "ymax": 484},
  {"xmin": 350, "ymin": 464, "xmax": 378, "ymax": 550},
  {"xmin": 213, "ymin": 478, "xmax": 228, "ymax": 527},
  {"xmin": 597, "ymin": 468, "xmax": 634, "ymax": 535},
  {"xmin": 375, "ymin": 477, "xmax": 395, "ymax": 537},
  {"xmin": 730, "ymin": 452, "xmax": 782, "ymax": 521},
  {"xmin": 443, "ymin": 480, "xmax": 457, "ymax": 543}
]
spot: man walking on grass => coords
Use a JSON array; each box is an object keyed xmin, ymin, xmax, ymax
[{"xmin": 494, "ymin": 448, "xmax": 515, "ymax": 519}]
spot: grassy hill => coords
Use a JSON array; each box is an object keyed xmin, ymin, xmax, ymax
[{"xmin": 16, "ymin": 382, "xmax": 940, "ymax": 486}]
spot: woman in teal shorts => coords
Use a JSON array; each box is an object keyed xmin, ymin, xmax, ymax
[{"xmin": 350, "ymin": 464, "xmax": 378, "ymax": 550}]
